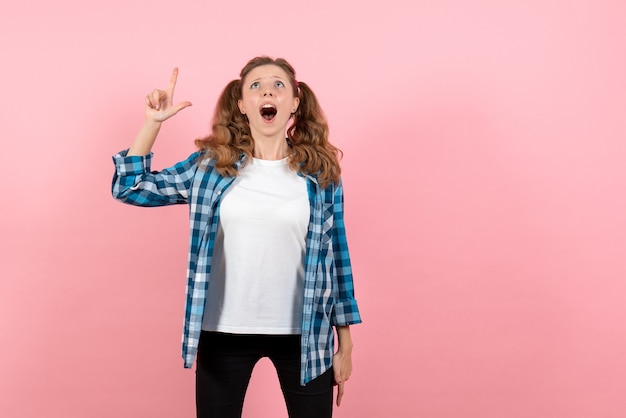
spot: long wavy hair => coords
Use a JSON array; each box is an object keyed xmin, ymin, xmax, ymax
[{"xmin": 194, "ymin": 56, "xmax": 341, "ymax": 188}]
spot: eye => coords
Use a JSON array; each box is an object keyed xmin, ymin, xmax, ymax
[
  {"xmin": 250, "ymin": 81, "xmax": 260, "ymax": 89},
  {"xmin": 275, "ymin": 81, "xmax": 285, "ymax": 88}
]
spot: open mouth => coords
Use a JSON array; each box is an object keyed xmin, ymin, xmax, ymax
[{"xmin": 260, "ymin": 103, "xmax": 277, "ymax": 121}]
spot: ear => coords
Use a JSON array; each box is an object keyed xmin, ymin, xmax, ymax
[
  {"xmin": 238, "ymin": 99, "xmax": 245, "ymax": 114},
  {"xmin": 292, "ymin": 97, "xmax": 300, "ymax": 113}
]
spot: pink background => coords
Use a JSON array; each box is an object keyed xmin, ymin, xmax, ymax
[{"xmin": 1, "ymin": 1, "xmax": 625, "ymax": 417}]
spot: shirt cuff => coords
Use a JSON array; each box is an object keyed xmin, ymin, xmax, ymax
[
  {"xmin": 112, "ymin": 149, "xmax": 153, "ymax": 176},
  {"xmin": 332, "ymin": 299, "xmax": 362, "ymax": 326}
]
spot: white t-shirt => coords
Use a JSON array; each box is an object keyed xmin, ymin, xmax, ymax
[{"xmin": 201, "ymin": 157, "xmax": 310, "ymax": 334}]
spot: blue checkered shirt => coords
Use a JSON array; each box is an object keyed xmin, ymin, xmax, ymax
[{"xmin": 112, "ymin": 150, "xmax": 361, "ymax": 384}]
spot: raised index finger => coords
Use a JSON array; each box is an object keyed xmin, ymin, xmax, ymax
[{"xmin": 166, "ymin": 67, "xmax": 180, "ymax": 95}]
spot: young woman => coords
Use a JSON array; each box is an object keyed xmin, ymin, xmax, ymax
[{"xmin": 112, "ymin": 56, "xmax": 362, "ymax": 418}]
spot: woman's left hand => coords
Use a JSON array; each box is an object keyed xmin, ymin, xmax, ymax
[{"xmin": 333, "ymin": 348, "xmax": 353, "ymax": 406}]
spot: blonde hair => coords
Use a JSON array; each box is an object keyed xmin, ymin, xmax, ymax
[{"xmin": 194, "ymin": 56, "xmax": 341, "ymax": 188}]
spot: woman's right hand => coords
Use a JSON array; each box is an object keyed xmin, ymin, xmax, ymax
[
  {"xmin": 126, "ymin": 68, "xmax": 192, "ymax": 156},
  {"xmin": 145, "ymin": 67, "xmax": 192, "ymax": 123}
]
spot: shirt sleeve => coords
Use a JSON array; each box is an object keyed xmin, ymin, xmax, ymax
[
  {"xmin": 111, "ymin": 149, "xmax": 201, "ymax": 207},
  {"xmin": 331, "ymin": 180, "xmax": 362, "ymax": 326}
]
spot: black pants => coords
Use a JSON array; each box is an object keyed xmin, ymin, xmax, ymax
[{"xmin": 196, "ymin": 331, "xmax": 334, "ymax": 418}]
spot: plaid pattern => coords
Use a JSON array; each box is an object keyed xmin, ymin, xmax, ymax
[{"xmin": 112, "ymin": 150, "xmax": 361, "ymax": 385}]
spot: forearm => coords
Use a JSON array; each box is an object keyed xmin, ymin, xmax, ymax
[
  {"xmin": 127, "ymin": 119, "xmax": 163, "ymax": 156},
  {"xmin": 336, "ymin": 325, "xmax": 353, "ymax": 353}
]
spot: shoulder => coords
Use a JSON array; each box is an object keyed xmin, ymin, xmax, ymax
[
  {"xmin": 190, "ymin": 152, "xmax": 241, "ymax": 191},
  {"xmin": 193, "ymin": 151, "xmax": 223, "ymax": 175}
]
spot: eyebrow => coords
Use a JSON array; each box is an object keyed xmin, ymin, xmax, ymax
[{"xmin": 249, "ymin": 76, "xmax": 286, "ymax": 82}]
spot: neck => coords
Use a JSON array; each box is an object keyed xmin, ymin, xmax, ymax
[{"xmin": 253, "ymin": 137, "xmax": 290, "ymax": 160}]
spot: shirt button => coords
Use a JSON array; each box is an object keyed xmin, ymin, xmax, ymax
[{"xmin": 216, "ymin": 190, "xmax": 222, "ymax": 195}]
